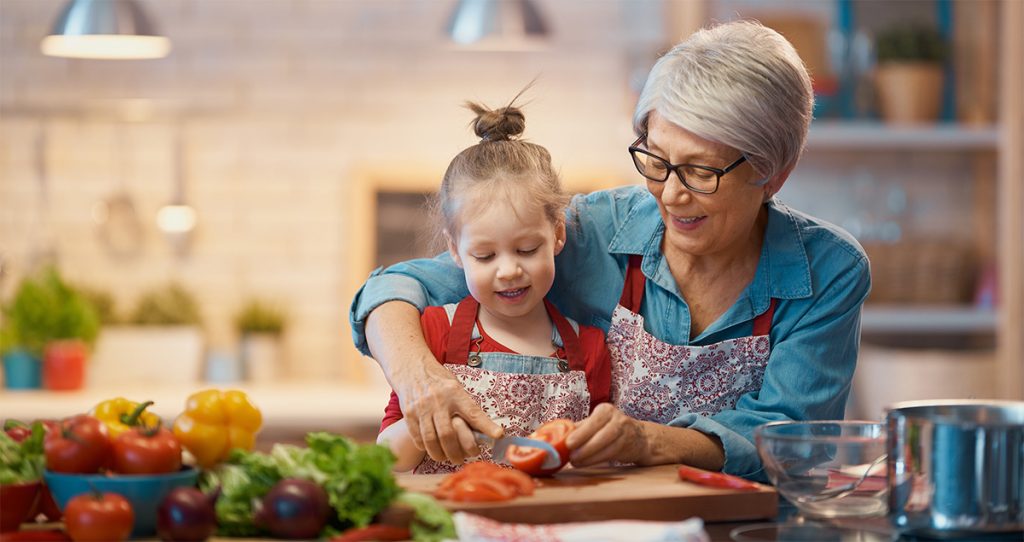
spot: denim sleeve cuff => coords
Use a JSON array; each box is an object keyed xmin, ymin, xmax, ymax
[
  {"xmin": 348, "ymin": 269, "xmax": 430, "ymax": 357},
  {"xmin": 669, "ymin": 414, "xmax": 766, "ymax": 482}
]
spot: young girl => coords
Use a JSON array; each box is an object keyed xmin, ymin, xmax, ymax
[{"xmin": 376, "ymin": 99, "xmax": 611, "ymax": 473}]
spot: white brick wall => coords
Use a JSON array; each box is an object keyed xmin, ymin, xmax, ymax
[{"xmin": 0, "ymin": 0, "xmax": 656, "ymax": 382}]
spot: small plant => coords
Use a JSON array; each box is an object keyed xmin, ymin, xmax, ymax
[
  {"xmin": 235, "ymin": 300, "xmax": 286, "ymax": 336},
  {"xmin": 129, "ymin": 283, "xmax": 202, "ymax": 326},
  {"xmin": 0, "ymin": 267, "xmax": 100, "ymax": 357},
  {"xmin": 875, "ymin": 22, "xmax": 948, "ymax": 64}
]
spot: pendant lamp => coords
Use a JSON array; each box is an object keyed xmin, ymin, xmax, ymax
[
  {"xmin": 41, "ymin": 0, "xmax": 171, "ymax": 59},
  {"xmin": 446, "ymin": 0, "xmax": 549, "ymax": 50}
]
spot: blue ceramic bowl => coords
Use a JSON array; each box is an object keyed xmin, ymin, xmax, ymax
[{"xmin": 43, "ymin": 467, "xmax": 199, "ymax": 537}]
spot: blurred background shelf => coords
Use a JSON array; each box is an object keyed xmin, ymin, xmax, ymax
[
  {"xmin": 808, "ymin": 121, "xmax": 999, "ymax": 150},
  {"xmin": 862, "ymin": 304, "xmax": 997, "ymax": 334}
]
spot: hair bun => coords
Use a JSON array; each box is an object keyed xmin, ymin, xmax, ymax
[{"xmin": 466, "ymin": 102, "xmax": 526, "ymax": 142}]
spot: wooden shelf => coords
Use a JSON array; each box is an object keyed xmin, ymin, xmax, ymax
[
  {"xmin": 808, "ymin": 121, "xmax": 999, "ymax": 150},
  {"xmin": 862, "ymin": 304, "xmax": 996, "ymax": 334}
]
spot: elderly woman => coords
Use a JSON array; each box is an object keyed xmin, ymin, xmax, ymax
[{"xmin": 349, "ymin": 20, "xmax": 870, "ymax": 479}]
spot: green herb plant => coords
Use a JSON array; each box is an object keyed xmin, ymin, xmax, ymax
[
  {"xmin": 234, "ymin": 300, "xmax": 286, "ymax": 336},
  {"xmin": 0, "ymin": 267, "xmax": 100, "ymax": 358},
  {"xmin": 129, "ymin": 282, "xmax": 202, "ymax": 326},
  {"xmin": 875, "ymin": 22, "xmax": 948, "ymax": 64}
]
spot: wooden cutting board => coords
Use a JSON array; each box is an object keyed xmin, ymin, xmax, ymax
[{"xmin": 396, "ymin": 464, "xmax": 777, "ymax": 524}]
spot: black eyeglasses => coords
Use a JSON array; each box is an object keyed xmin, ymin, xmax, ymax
[{"xmin": 628, "ymin": 133, "xmax": 747, "ymax": 194}]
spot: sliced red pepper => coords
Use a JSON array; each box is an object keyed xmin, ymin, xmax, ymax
[
  {"xmin": 330, "ymin": 525, "xmax": 411, "ymax": 541},
  {"xmin": 677, "ymin": 465, "xmax": 761, "ymax": 491}
]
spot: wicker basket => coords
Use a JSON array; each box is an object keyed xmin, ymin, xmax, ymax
[{"xmin": 863, "ymin": 240, "xmax": 977, "ymax": 304}]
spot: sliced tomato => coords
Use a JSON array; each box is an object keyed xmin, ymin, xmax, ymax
[
  {"xmin": 506, "ymin": 418, "xmax": 575, "ymax": 476},
  {"xmin": 677, "ymin": 465, "xmax": 761, "ymax": 491},
  {"xmin": 450, "ymin": 477, "xmax": 516, "ymax": 502},
  {"xmin": 434, "ymin": 461, "xmax": 536, "ymax": 502},
  {"xmin": 490, "ymin": 468, "xmax": 536, "ymax": 496}
]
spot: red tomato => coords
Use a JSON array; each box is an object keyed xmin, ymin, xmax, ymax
[
  {"xmin": 506, "ymin": 418, "xmax": 575, "ymax": 476},
  {"xmin": 111, "ymin": 425, "xmax": 182, "ymax": 475},
  {"xmin": 450, "ymin": 477, "xmax": 516, "ymax": 502},
  {"xmin": 44, "ymin": 416, "xmax": 111, "ymax": 474},
  {"xmin": 434, "ymin": 461, "xmax": 535, "ymax": 502},
  {"xmin": 331, "ymin": 525, "xmax": 412, "ymax": 542},
  {"xmin": 63, "ymin": 492, "xmax": 134, "ymax": 542}
]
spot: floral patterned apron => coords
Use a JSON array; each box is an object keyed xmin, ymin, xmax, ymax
[
  {"xmin": 607, "ymin": 255, "xmax": 775, "ymax": 424},
  {"xmin": 415, "ymin": 296, "xmax": 592, "ymax": 474}
]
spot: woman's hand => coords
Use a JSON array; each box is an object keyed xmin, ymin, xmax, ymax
[
  {"xmin": 366, "ymin": 301, "xmax": 503, "ymax": 464},
  {"xmin": 566, "ymin": 403, "xmax": 727, "ymax": 470},
  {"xmin": 565, "ymin": 403, "xmax": 649, "ymax": 467}
]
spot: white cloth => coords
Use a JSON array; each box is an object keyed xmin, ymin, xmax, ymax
[{"xmin": 453, "ymin": 512, "xmax": 710, "ymax": 542}]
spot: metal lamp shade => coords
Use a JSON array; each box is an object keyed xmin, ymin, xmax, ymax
[
  {"xmin": 41, "ymin": 0, "xmax": 170, "ymax": 59},
  {"xmin": 446, "ymin": 0, "xmax": 549, "ymax": 50}
]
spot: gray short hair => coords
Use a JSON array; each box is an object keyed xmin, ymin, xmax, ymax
[{"xmin": 633, "ymin": 20, "xmax": 813, "ymax": 185}]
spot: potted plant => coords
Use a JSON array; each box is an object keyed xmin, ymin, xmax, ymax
[
  {"xmin": 873, "ymin": 22, "xmax": 949, "ymax": 124},
  {"xmin": 235, "ymin": 299, "xmax": 287, "ymax": 383},
  {"xmin": 89, "ymin": 282, "xmax": 205, "ymax": 386},
  {"xmin": 0, "ymin": 267, "xmax": 100, "ymax": 391}
]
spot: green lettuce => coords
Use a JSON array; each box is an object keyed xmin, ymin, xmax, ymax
[
  {"xmin": 0, "ymin": 422, "xmax": 45, "ymax": 485},
  {"xmin": 199, "ymin": 431, "xmax": 405, "ymax": 537}
]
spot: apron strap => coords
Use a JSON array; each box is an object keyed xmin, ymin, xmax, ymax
[
  {"xmin": 544, "ymin": 299, "xmax": 585, "ymax": 371},
  {"xmin": 618, "ymin": 255, "xmax": 645, "ymax": 312},
  {"xmin": 444, "ymin": 296, "xmax": 479, "ymax": 366},
  {"xmin": 751, "ymin": 298, "xmax": 778, "ymax": 336},
  {"xmin": 446, "ymin": 296, "xmax": 588, "ymax": 370}
]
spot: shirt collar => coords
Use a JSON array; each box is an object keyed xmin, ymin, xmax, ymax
[{"xmin": 606, "ymin": 193, "xmax": 812, "ymax": 303}]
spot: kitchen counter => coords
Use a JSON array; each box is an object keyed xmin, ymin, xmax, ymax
[{"xmin": 0, "ymin": 381, "xmax": 390, "ymax": 443}]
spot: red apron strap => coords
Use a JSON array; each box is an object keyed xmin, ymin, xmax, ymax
[
  {"xmin": 444, "ymin": 296, "xmax": 479, "ymax": 365},
  {"xmin": 618, "ymin": 255, "xmax": 646, "ymax": 312},
  {"xmin": 544, "ymin": 299, "xmax": 585, "ymax": 371},
  {"xmin": 752, "ymin": 298, "xmax": 778, "ymax": 337}
]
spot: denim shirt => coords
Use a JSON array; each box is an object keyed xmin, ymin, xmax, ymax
[{"xmin": 350, "ymin": 185, "xmax": 871, "ymax": 479}]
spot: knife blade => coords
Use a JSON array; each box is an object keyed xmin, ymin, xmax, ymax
[{"xmin": 475, "ymin": 432, "xmax": 563, "ymax": 470}]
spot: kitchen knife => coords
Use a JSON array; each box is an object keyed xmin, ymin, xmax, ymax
[{"xmin": 475, "ymin": 432, "xmax": 563, "ymax": 470}]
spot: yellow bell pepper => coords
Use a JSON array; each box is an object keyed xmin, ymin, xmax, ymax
[
  {"xmin": 172, "ymin": 389, "xmax": 263, "ymax": 468},
  {"xmin": 92, "ymin": 397, "xmax": 163, "ymax": 440}
]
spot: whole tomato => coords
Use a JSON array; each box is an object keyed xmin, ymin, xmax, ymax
[
  {"xmin": 64, "ymin": 492, "xmax": 134, "ymax": 542},
  {"xmin": 112, "ymin": 424, "xmax": 182, "ymax": 475},
  {"xmin": 44, "ymin": 415, "xmax": 112, "ymax": 474}
]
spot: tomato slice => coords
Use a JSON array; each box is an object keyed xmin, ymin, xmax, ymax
[
  {"xmin": 507, "ymin": 419, "xmax": 575, "ymax": 477},
  {"xmin": 677, "ymin": 465, "xmax": 761, "ymax": 491},
  {"xmin": 450, "ymin": 477, "xmax": 516, "ymax": 502},
  {"xmin": 434, "ymin": 461, "xmax": 536, "ymax": 502}
]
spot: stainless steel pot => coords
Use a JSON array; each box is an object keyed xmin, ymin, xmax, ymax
[{"xmin": 885, "ymin": 399, "xmax": 1024, "ymax": 538}]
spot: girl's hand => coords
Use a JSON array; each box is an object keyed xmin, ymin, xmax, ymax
[{"xmin": 565, "ymin": 403, "xmax": 649, "ymax": 467}]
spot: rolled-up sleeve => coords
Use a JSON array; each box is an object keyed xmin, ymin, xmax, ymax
[
  {"xmin": 669, "ymin": 255, "xmax": 871, "ymax": 481},
  {"xmin": 348, "ymin": 255, "xmax": 468, "ymax": 356}
]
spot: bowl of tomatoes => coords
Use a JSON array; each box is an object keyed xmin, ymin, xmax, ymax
[
  {"xmin": 44, "ymin": 467, "xmax": 199, "ymax": 537},
  {"xmin": 42, "ymin": 411, "xmax": 194, "ymax": 538}
]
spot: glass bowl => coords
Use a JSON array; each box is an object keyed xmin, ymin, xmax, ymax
[{"xmin": 755, "ymin": 420, "xmax": 887, "ymax": 518}]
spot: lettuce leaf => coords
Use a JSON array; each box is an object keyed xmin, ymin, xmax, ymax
[
  {"xmin": 0, "ymin": 422, "xmax": 45, "ymax": 485},
  {"xmin": 199, "ymin": 431, "xmax": 403, "ymax": 537}
]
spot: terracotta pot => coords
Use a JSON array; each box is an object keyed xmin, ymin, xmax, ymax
[
  {"xmin": 42, "ymin": 340, "xmax": 88, "ymax": 391},
  {"xmin": 875, "ymin": 62, "xmax": 944, "ymax": 124}
]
